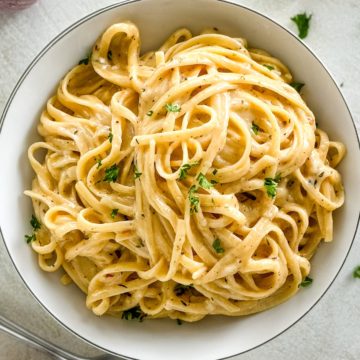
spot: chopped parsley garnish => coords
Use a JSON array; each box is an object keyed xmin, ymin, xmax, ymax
[
  {"xmin": 212, "ymin": 238, "xmax": 225, "ymax": 254},
  {"xmin": 174, "ymin": 283, "xmax": 193, "ymax": 296},
  {"xmin": 107, "ymin": 50, "xmax": 113, "ymax": 61},
  {"xmin": 188, "ymin": 185, "xmax": 200, "ymax": 214},
  {"xmin": 263, "ymin": 64, "xmax": 274, "ymax": 71},
  {"xmin": 165, "ymin": 103, "xmax": 181, "ymax": 113},
  {"xmin": 25, "ymin": 234, "xmax": 36, "ymax": 244},
  {"xmin": 30, "ymin": 215, "xmax": 41, "ymax": 231},
  {"xmin": 121, "ymin": 306, "xmax": 146, "ymax": 322},
  {"xmin": 264, "ymin": 174, "xmax": 281, "ymax": 198},
  {"xmin": 108, "ymin": 132, "xmax": 113, "ymax": 143},
  {"xmin": 251, "ymin": 122, "xmax": 260, "ymax": 135},
  {"xmin": 96, "ymin": 158, "xmax": 102, "ymax": 169},
  {"xmin": 178, "ymin": 161, "xmax": 199, "ymax": 180},
  {"xmin": 291, "ymin": 13, "xmax": 312, "ymax": 39},
  {"xmin": 353, "ymin": 266, "xmax": 360, "ymax": 279},
  {"xmin": 300, "ymin": 276, "xmax": 313, "ymax": 287},
  {"xmin": 78, "ymin": 51, "xmax": 92, "ymax": 65},
  {"xmin": 111, "ymin": 209, "xmax": 119, "ymax": 219},
  {"xmin": 290, "ymin": 82, "xmax": 305, "ymax": 92},
  {"xmin": 197, "ymin": 173, "xmax": 217, "ymax": 190},
  {"xmin": 134, "ymin": 165, "xmax": 142, "ymax": 180},
  {"xmin": 25, "ymin": 215, "xmax": 41, "ymax": 244},
  {"xmin": 103, "ymin": 164, "xmax": 119, "ymax": 182},
  {"xmin": 146, "ymin": 110, "xmax": 153, "ymax": 116},
  {"xmin": 212, "ymin": 169, "xmax": 218, "ymax": 175}
]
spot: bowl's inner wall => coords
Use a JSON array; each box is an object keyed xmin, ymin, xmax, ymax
[{"xmin": 0, "ymin": 1, "xmax": 358, "ymax": 359}]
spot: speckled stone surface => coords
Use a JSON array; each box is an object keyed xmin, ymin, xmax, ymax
[{"xmin": 0, "ymin": 0, "xmax": 359, "ymax": 359}]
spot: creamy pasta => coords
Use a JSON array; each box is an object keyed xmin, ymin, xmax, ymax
[{"xmin": 25, "ymin": 22, "xmax": 345, "ymax": 322}]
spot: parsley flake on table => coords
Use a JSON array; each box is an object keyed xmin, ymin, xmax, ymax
[
  {"xmin": 291, "ymin": 12, "xmax": 312, "ymax": 39},
  {"xmin": 353, "ymin": 266, "xmax": 360, "ymax": 278}
]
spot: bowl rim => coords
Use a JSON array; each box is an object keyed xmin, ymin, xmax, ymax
[{"xmin": 0, "ymin": 0, "xmax": 359, "ymax": 359}]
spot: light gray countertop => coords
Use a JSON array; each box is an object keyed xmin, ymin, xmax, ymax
[{"xmin": 0, "ymin": 0, "xmax": 359, "ymax": 359}]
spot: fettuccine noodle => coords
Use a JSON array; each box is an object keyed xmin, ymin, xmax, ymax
[{"xmin": 25, "ymin": 22, "xmax": 345, "ymax": 322}]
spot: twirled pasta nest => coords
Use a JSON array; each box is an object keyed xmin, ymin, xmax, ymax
[{"xmin": 25, "ymin": 22, "xmax": 345, "ymax": 322}]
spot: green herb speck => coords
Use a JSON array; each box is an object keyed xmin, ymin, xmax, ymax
[
  {"xmin": 264, "ymin": 174, "xmax": 281, "ymax": 198},
  {"xmin": 212, "ymin": 238, "xmax": 224, "ymax": 254},
  {"xmin": 111, "ymin": 209, "xmax": 119, "ymax": 219},
  {"xmin": 291, "ymin": 13, "xmax": 312, "ymax": 39},
  {"xmin": 165, "ymin": 103, "xmax": 181, "ymax": 113},
  {"xmin": 30, "ymin": 215, "xmax": 41, "ymax": 231},
  {"xmin": 103, "ymin": 164, "xmax": 119, "ymax": 182},
  {"xmin": 300, "ymin": 276, "xmax": 313, "ymax": 287},
  {"xmin": 178, "ymin": 161, "xmax": 199, "ymax": 180},
  {"xmin": 290, "ymin": 82, "xmax": 305, "ymax": 92},
  {"xmin": 353, "ymin": 266, "xmax": 360, "ymax": 279},
  {"xmin": 121, "ymin": 306, "xmax": 146, "ymax": 322}
]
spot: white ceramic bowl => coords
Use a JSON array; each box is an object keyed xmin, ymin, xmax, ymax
[{"xmin": 1, "ymin": 1, "xmax": 359, "ymax": 359}]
